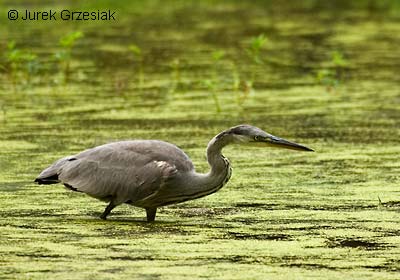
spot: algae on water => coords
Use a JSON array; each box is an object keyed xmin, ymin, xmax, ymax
[{"xmin": 0, "ymin": 1, "xmax": 399, "ymax": 279}]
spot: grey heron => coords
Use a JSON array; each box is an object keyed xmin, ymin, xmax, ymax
[{"xmin": 35, "ymin": 124, "xmax": 313, "ymax": 221}]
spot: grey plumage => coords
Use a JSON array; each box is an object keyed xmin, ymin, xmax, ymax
[{"xmin": 35, "ymin": 124, "xmax": 313, "ymax": 221}]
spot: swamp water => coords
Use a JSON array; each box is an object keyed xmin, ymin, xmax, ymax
[{"xmin": 0, "ymin": 1, "xmax": 399, "ymax": 279}]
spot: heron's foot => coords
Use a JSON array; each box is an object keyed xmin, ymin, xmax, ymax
[
  {"xmin": 100, "ymin": 201, "xmax": 116, "ymax": 220},
  {"xmin": 100, "ymin": 213, "xmax": 108, "ymax": 220},
  {"xmin": 145, "ymin": 208, "xmax": 157, "ymax": 222}
]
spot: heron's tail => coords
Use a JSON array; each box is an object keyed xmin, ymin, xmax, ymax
[
  {"xmin": 34, "ymin": 174, "xmax": 59, "ymax": 185},
  {"xmin": 34, "ymin": 156, "xmax": 73, "ymax": 185}
]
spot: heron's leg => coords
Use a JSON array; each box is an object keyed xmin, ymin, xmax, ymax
[
  {"xmin": 100, "ymin": 202, "xmax": 116, "ymax": 220},
  {"xmin": 145, "ymin": 208, "xmax": 157, "ymax": 222}
]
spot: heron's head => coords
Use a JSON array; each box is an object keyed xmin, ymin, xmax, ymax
[{"xmin": 223, "ymin": 124, "xmax": 314, "ymax": 152}]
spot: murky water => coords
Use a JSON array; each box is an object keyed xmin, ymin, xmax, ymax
[{"xmin": 1, "ymin": 1, "xmax": 399, "ymax": 279}]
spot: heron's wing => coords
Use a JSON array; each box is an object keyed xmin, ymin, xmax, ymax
[{"xmin": 56, "ymin": 141, "xmax": 189, "ymax": 204}]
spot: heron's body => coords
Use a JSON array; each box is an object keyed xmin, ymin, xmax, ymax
[{"xmin": 35, "ymin": 125, "xmax": 312, "ymax": 221}]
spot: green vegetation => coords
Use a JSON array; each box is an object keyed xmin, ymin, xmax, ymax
[
  {"xmin": 246, "ymin": 34, "xmax": 267, "ymax": 65},
  {"xmin": 169, "ymin": 58, "xmax": 181, "ymax": 94},
  {"xmin": 0, "ymin": 1, "xmax": 399, "ymax": 279},
  {"xmin": 237, "ymin": 34, "xmax": 267, "ymax": 110},
  {"xmin": 54, "ymin": 31, "xmax": 84, "ymax": 82},
  {"xmin": 3, "ymin": 41, "xmax": 39, "ymax": 90},
  {"xmin": 1, "ymin": 31, "xmax": 84, "ymax": 89},
  {"xmin": 128, "ymin": 43, "xmax": 144, "ymax": 89},
  {"xmin": 201, "ymin": 34, "xmax": 267, "ymax": 113},
  {"xmin": 316, "ymin": 50, "xmax": 349, "ymax": 92},
  {"xmin": 202, "ymin": 50, "xmax": 226, "ymax": 112}
]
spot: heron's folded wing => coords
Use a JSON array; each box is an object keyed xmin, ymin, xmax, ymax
[{"xmin": 58, "ymin": 149, "xmax": 178, "ymax": 204}]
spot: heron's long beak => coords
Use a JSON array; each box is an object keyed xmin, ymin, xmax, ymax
[{"xmin": 265, "ymin": 135, "xmax": 314, "ymax": 152}]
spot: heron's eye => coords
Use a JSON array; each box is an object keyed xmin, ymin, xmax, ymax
[{"xmin": 254, "ymin": 135, "xmax": 262, "ymax": 141}]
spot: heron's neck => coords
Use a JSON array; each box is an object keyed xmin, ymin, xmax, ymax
[
  {"xmin": 185, "ymin": 134, "xmax": 232, "ymax": 198},
  {"xmin": 206, "ymin": 135, "xmax": 230, "ymax": 175},
  {"xmin": 155, "ymin": 133, "xmax": 232, "ymax": 206}
]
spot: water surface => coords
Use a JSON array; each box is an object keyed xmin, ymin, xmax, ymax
[{"xmin": 0, "ymin": 1, "xmax": 399, "ymax": 279}]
